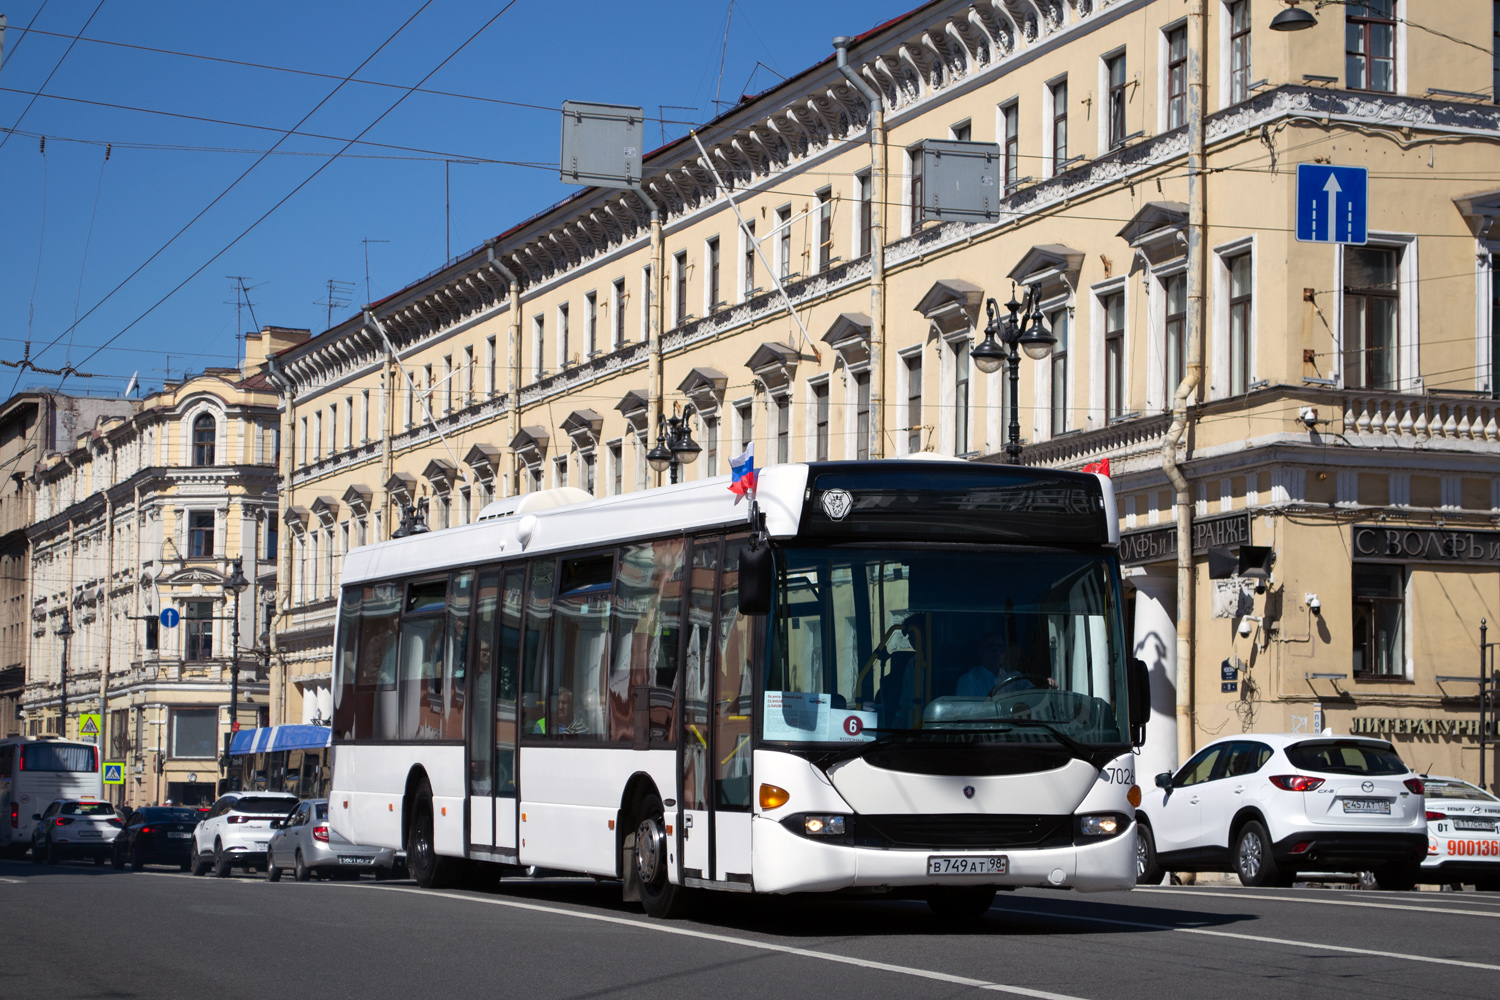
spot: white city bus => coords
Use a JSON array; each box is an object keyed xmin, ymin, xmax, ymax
[
  {"xmin": 1, "ymin": 735, "xmax": 104, "ymax": 855},
  {"xmin": 329, "ymin": 460, "xmax": 1149, "ymax": 917}
]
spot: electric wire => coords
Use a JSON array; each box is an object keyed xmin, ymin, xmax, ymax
[{"xmin": 0, "ymin": 0, "xmax": 103, "ymax": 156}]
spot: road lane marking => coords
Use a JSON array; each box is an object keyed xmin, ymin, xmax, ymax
[
  {"xmin": 1137, "ymin": 886, "xmax": 1500, "ymax": 919},
  {"xmin": 337, "ymin": 882, "xmax": 1091, "ymax": 1000},
  {"xmin": 993, "ymin": 904, "xmax": 1500, "ymax": 972}
]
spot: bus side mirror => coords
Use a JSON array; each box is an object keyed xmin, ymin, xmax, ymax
[
  {"xmin": 738, "ymin": 542, "xmax": 773, "ymax": 616},
  {"xmin": 1128, "ymin": 657, "xmax": 1151, "ymax": 747}
]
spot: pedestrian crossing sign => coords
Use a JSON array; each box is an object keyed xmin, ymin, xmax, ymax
[
  {"xmin": 78, "ymin": 713, "xmax": 102, "ymax": 740},
  {"xmin": 103, "ymin": 762, "xmax": 124, "ymax": 785}
]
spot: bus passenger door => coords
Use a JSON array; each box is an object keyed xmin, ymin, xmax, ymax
[
  {"xmin": 680, "ymin": 538, "xmax": 718, "ymax": 879},
  {"xmin": 712, "ymin": 538, "xmax": 754, "ymax": 882},
  {"xmin": 467, "ymin": 570, "xmax": 501, "ymax": 850},
  {"xmin": 493, "ymin": 567, "xmax": 525, "ymax": 852}
]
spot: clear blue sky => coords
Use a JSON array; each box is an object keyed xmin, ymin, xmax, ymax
[{"xmin": 0, "ymin": 0, "xmax": 913, "ymax": 398}]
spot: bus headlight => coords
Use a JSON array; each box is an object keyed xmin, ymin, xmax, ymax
[
  {"xmin": 1079, "ymin": 814, "xmax": 1122, "ymax": 837},
  {"xmin": 804, "ymin": 815, "xmax": 847, "ymax": 836}
]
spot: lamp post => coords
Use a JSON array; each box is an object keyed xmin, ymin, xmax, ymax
[
  {"xmin": 55, "ymin": 614, "xmax": 74, "ymax": 736},
  {"xmin": 971, "ymin": 285, "xmax": 1056, "ymax": 464},
  {"xmin": 646, "ymin": 403, "xmax": 702, "ymax": 484},
  {"xmin": 222, "ymin": 557, "xmax": 249, "ymax": 777}
]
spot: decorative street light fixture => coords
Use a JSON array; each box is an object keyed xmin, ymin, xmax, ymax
[
  {"xmin": 647, "ymin": 403, "xmax": 702, "ymax": 484},
  {"xmin": 391, "ymin": 497, "xmax": 431, "ymax": 538},
  {"xmin": 221, "ymin": 556, "xmax": 249, "ymax": 776},
  {"xmin": 1269, "ymin": 1, "xmax": 1318, "ymax": 31},
  {"xmin": 973, "ymin": 285, "xmax": 1056, "ymax": 464},
  {"xmin": 55, "ymin": 614, "xmax": 74, "ymax": 735}
]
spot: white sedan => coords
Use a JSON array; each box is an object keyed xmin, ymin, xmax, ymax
[{"xmin": 1419, "ymin": 776, "xmax": 1500, "ymax": 890}]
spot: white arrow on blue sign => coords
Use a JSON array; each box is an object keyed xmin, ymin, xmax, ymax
[
  {"xmin": 1296, "ymin": 163, "xmax": 1368, "ymax": 245},
  {"xmin": 159, "ymin": 607, "xmax": 180, "ymax": 628}
]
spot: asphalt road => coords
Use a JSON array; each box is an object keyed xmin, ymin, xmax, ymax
[{"xmin": 5, "ymin": 856, "xmax": 1497, "ymax": 1000}]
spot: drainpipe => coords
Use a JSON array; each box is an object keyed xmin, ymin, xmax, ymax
[
  {"xmin": 487, "ymin": 243, "xmax": 522, "ymax": 498},
  {"xmin": 638, "ymin": 190, "xmax": 665, "ymax": 455},
  {"xmin": 834, "ymin": 36, "xmax": 886, "ymax": 457},
  {"xmin": 1163, "ymin": 0, "xmax": 1208, "ymax": 767}
]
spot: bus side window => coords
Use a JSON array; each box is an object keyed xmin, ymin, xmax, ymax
[
  {"xmin": 613, "ymin": 538, "xmax": 685, "ymax": 746},
  {"xmin": 552, "ymin": 554, "xmax": 616, "ymax": 739},
  {"xmin": 0, "ymin": 745, "xmax": 13, "ymax": 779},
  {"xmin": 520, "ymin": 560, "xmax": 556, "ymax": 735},
  {"xmin": 354, "ymin": 583, "xmax": 401, "ymax": 741},
  {"xmin": 333, "ymin": 587, "xmax": 361, "ymax": 740},
  {"xmin": 444, "ymin": 570, "xmax": 474, "ymax": 742}
]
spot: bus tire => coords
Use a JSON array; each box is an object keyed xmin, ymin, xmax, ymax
[
  {"xmin": 926, "ymin": 886, "xmax": 997, "ymax": 922},
  {"xmin": 628, "ymin": 792, "xmax": 691, "ymax": 919},
  {"xmin": 407, "ymin": 779, "xmax": 453, "ymax": 889}
]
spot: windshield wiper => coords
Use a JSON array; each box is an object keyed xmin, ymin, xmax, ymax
[{"xmin": 985, "ymin": 718, "xmax": 1096, "ymax": 761}]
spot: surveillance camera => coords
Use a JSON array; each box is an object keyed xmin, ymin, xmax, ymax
[
  {"xmin": 1299, "ymin": 406, "xmax": 1318, "ymax": 428},
  {"xmin": 1237, "ymin": 617, "xmax": 1254, "ymax": 637},
  {"xmin": 1306, "ymin": 592, "xmax": 1322, "ymax": 614}
]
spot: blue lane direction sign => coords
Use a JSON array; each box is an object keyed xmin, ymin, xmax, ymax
[
  {"xmin": 1296, "ymin": 163, "xmax": 1368, "ymax": 245},
  {"xmin": 159, "ymin": 607, "xmax": 180, "ymax": 629}
]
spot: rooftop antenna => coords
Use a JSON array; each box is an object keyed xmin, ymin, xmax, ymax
[
  {"xmin": 315, "ymin": 278, "xmax": 355, "ymax": 332},
  {"xmin": 361, "ymin": 238, "xmax": 389, "ymax": 304},
  {"xmin": 226, "ymin": 276, "xmax": 264, "ymax": 363},
  {"xmin": 657, "ymin": 105, "xmax": 697, "ymax": 147},
  {"xmin": 712, "ymin": 0, "xmax": 736, "ymax": 114}
]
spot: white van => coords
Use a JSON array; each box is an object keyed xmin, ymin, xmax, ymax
[{"xmin": 0, "ymin": 736, "xmax": 104, "ymax": 855}]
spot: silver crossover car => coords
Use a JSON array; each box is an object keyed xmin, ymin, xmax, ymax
[{"xmin": 266, "ymin": 798, "xmax": 397, "ymax": 881}]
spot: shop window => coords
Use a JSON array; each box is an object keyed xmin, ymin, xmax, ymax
[
  {"xmin": 1352, "ymin": 565, "xmax": 1404, "ymax": 678},
  {"xmin": 171, "ymin": 708, "xmax": 217, "ymax": 759}
]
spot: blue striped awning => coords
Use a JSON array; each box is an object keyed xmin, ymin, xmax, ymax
[{"xmin": 228, "ymin": 725, "xmax": 331, "ymax": 756}]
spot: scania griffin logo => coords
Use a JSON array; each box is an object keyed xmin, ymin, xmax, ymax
[
  {"xmin": 963, "ymin": 785, "xmax": 976, "ymax": 799},
  {"xmin": 820, "ymin": 489, "xmax": 853, "ymax": 521}
]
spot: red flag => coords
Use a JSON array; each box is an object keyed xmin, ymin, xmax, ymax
[{"xmin": 1082, "ymin": 458, "xmax": 1111, "ymax": 477}]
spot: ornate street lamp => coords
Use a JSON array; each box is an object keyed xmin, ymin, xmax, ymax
[
  {"xmin": 976, "ymin": 285, "xmax": 1055, "ymax": 464},
  {"xmin": 222, "ymin": 557, "xmax": 249, "ymax": 775},
  {"xmin": 391, "ymin": 497, "xmax": 431, "ymax": 538},
  {"xmin": 647, "ymin": 404, "xmax": 702, "ymax": 484}
]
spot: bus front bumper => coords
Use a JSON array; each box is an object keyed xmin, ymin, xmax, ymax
[{"xmin": 749, "ymin": 814, "xmax": 1137, "ymax": 895}]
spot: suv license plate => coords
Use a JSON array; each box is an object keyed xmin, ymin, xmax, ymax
[
  {"xmin": 928, "ymin": 855, "xmax": 1007, "ymax": 876},
  {"xmin": 1343, "ymin": 798, "xmax": 1391, "ymax": 814},
  {"xmin": 339, "ymin": 855, "xmax": 375, "ymax": 865}
]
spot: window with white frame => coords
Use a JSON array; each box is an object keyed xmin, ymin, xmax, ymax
[
  {"xmin": 950, "ymin": 119, "xmax": 971, "ymax": 142},
  {"xmin": 674, "ymin": 251, "xmax": 689, "ymax": 325},
  {"xmin": 1227, "ymin": 251, "xmax": 1253, "ymax": 395},
  {"xmin": 775, "ymin": 394, "xmax": 791, "ymax": 463},
  {"xmin": 815, "ymin": 190, "xmax": 832, "ymax": 273},
  {"xmin": 904, "ymin": 352, "xmax": 923, "ymax": 454},
  {"xmin": 1050, "ymin": 307, "xmax": 1071, "ymax": 436},
  {"xmin": 1000, "ymin": 102, "xmax": 1019, "ymax": 188},
  {"xmin": 585, "ymin": 292, "xmax": 598, "ymax": 356},
  {"xmin": 1343, "ymin": 245, "xmax": 1401, "ymax": 389},
  {"xmin": 706, "ymin": 237, "xmax": 722, "ymax": 312},
  {"xmin": 908, "ymin": 144, "xmax": 924, "ymax": 234},
  {"xmin": 1101, "ymin": 289, "xmax": 1126, "ymax": 420},
  {"xmin": 612, "ymin": 278, "xmax": 626, "ymax": 348},
  {"xmin": 735, "ymin": 401, "xmax": 754, "ymax": 454},
  {"xmin": 485, "ymin": 337, "xmax": 496, "ymax": 396},
  {"xmin": 583, "ymin": 451, "xmax": 596, "ymax": 495},
  {"xmin": 1165, "ymin": 24, "xmax": 1187, "ymax": 130},
  {"xmin": 1227, "ymin": 0, "xmax": 1251, "ymax": 105},
  {"xmin": 1105, "ymin": 51, "xmax": 1128, "ymax": 149},
  {"xmin": 1163, "ymin": 271, "xmax": 1187, "ymax": 399},
  {"xmin": 532, "ymin": 315, "xmax": 545, "ymax": 379},
  {"xmin": 856, "ymin": 171, "xmax": 872, "ymax": 258},
  {"xmin": 1047, "ymin": 78, "xmax": 1068, "ymax": 175},
  {"xmin": 776, "ymin": 205, "xmax": 792, "ymax": 280},
  {"xmin": 811, "ymin": 379, "xmax": 830, "ymax": 461},
  {"xmin": 640, "ymin": 265, "xmax": 653, "ymax": 340},
  {"xmin": 741, "ymin": 222, "xmax": 756, "ymax": 299},
  {"xmin": 554, "ymin": 456, "xmax": 568, "ymax": 490},
  {"xmin": 1346, "ymin": 0, "xmax": 1396, "ymax": 93},
  {"xmin": 854, "ymin": 371, "xmax": 871, "ymax": 460},
  {"xmin": 701, "ymin": 413, "xmax": 718, "ymax": 475},
  {"xmin": 953, "ymin": 339, "xmax": 971, "ymax": 456},
  {"xmin": 557, "ymin": 304, "xmax": 570, "ymax": 369},
  {"xmin": 609, "ymin": 440, "xmax": 623, "ymax": 495}
]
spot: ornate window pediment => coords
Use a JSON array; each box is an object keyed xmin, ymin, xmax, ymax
[
  {"xmin": 385, "ymin": 473, "xmax": 417, "ymax": 505},
  {"xmin": 821, "ymin": 313, "xmax": 873, "ymax": 369},
  {"xmin": 422, "ymin": 458, "xmax": 458, "ymax": 496},
  {"xmin": 282, "ymin": 505, "xmax": 311, "ymax": 533},
  {"xmin": 463, "ymin": 444, "xmax": 501, "ymax": 483},
  {"xmin": 509, "ymin": 426, "xmax": 550, "ymax": 464},
  {"xmin": 677, "ymin": 367, "xmax": 727, "ymax": 414},
  {"xmin": 1007, "ymin": 244, "xmax": 1085, "ymax": 302},
  {"xmin": 1454, "ymin": 188, "xmax": 1500, "ymax": 240},
  {"xmin": 745, "ymin": 341, "xmax": 804, "ymax": 393},
  {"xmin": 615, "ymin": 389, "xmax": 651, "ymax": 435},
  {"xmin": 560, "ymin": 409, "xmax": 604, "ymax": 452},
  {"xmin": 310, "ymin": 496, "xmax": 341, "ymax": 527},
  {"xmin": 164, "ymin": 567, "xmax": 225, "ymax": 586},
  {"xmin": 341, "ymin": 484, "xmax": 372, "ymax": 517},
  {"xmin": 914, "ymin": 279, "xmax": 983, "ymax": 340},
  {"xmin": 1117, "ymin": 201, "xmax": 1188, "ymax": 272}
]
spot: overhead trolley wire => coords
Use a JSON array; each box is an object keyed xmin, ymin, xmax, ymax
[{"xmin": 63, "ymin": 0, "xmax": 527, "ymax": 382}]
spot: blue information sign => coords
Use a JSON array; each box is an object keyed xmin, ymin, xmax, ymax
[
  {"xmin": 159, "ymin": 607, "xmax": 180, "ymax": 629},
  {"xmin": 1295, "ymin": 163, "xmax": 1368, "ymax": 245}
]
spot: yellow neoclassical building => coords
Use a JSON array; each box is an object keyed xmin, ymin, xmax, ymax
[
  {"xmin": 23, "ymin": 329, "xmax": 297, "ymax": 807},
  {"xmin": 268, "ymin": 0, "xmax": 1500, "ymax": 788}
]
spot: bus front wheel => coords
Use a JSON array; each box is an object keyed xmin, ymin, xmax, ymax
[
  {"xmin": 407, "ymin": 779, "xmax": 453, "ymax": 890},
  {"xmin": 625, "ymin": 792, "xmax": 692, "ymax": 919}
]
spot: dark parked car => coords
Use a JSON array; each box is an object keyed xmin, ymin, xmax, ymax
[{"xmin": 111, "ymin": 807, "xmax": 202, "ymax": 871}]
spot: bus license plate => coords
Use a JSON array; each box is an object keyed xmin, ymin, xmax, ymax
[
  {"xmin": 1342, "ymin": 798, "xmax": 1390, "ymax": 814},
  {"xmin": 928, "ymin": 855, "xmax": 1007, "ymax": 876}
]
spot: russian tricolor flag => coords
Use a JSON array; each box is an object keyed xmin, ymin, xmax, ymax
[{"xmin": 728, "ymin": 443, "xmax": 757, "ymax": 503}]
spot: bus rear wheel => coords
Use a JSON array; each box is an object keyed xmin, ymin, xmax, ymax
[
  {"xmin": 407, "ymin": 779, "xmax": 453, "ymax": 890},
  {"xmin": 626, "ymin": 792, "xmax": 691, "ymax": 919}
]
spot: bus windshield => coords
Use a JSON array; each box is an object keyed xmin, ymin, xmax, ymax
[{"xmin": 766, "ymin": 547, "xmax": 1127, "ymax": 747}]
